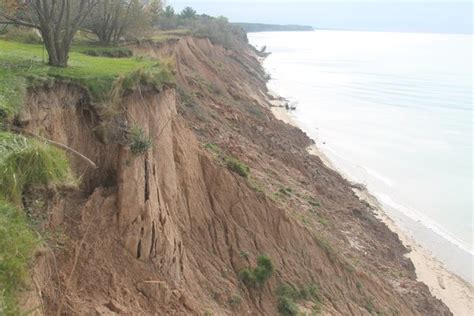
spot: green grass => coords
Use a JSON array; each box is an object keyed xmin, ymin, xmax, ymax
[
  {"xmin": 0, "ymin": 40, "xmax": 174, "ymax": 118},
  {"xmin": 0, "ymin": 200, "xmax": 40, "ymax": 315},
  {"xmin": 0, "ymin": 132, "xmax": 74, "ymax": 204}
]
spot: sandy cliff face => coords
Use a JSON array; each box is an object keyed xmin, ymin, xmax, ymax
[{"xmin": 18, "ymin": 37, "xmax": 451, "ymax": 315}]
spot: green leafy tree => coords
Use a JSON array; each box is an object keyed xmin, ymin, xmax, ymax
[
  {"xmin": 162, "ymin": 5, "xmax": 174, "ymax": 17},
  {"xmin": 180, "ymin": 6, "xmax": 196, "ymax": 19}
]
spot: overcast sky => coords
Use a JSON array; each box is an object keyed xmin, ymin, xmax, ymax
[{"xmin": 167, "ymin": 1, "xmax": 473, "ymax": 33}]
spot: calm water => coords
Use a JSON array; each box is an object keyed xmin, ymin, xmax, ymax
[{"xmin": 249, "ymin": 30, "xmax": 473, "ymax": 283}]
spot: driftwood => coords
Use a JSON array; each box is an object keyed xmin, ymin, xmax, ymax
[{"xmin": 7, "ymin": 125, "xmax": 97, "ymax": 169}]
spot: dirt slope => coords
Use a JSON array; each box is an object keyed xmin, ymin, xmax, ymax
[{"xmin": 18, "ymin": 36, "xmax": 451, "ymax": 315}]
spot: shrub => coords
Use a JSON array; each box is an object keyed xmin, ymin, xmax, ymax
[
  {"xmin": 277, "ymin": 295, "xmax": 299, "ymax": 316},
  {"xmin": 226, "ymin": 157, "xmax": 250, "ymax": 178},
  {"xmin": 239, "ymin": 268, "xmax": 256, "ymax": 287},
  {"xmin": 254, "ymin": 255, "xmax": 274, "ymax": 282},
  {"xmin": 79, "ymin": 47, "xmax": 133, "ymax": 58},
  {"xmin": 0, "ymin": 200, "xmax": 40, "ymax": 314},
  {"xmin": 276, "ymin": 283, "xmax": 322, "ymax": 315},
  {"xmin": 239, "ymin": 255, "xmax": 274, "ymax": 288}
]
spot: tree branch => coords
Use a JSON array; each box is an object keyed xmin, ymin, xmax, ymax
[
  {"xmin": 7, "ymin": 125, "xmax": 98, "ymax": 169},
  {"xmin": 0, "ymin": 10, "xmax": 39, "ymax": 29}
]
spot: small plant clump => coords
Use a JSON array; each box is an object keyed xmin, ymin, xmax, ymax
[
  {"xmin": 278, "ymin": 186, "xmax": 292, "ymax": 197},
  {"xmin": 314, "ymin": 234, "xmax": 336, "ymax": 262},
  {"xmin": 226, "ymin": 157, "xmax": 250, "ymax": 178},
  {"xmin": 239, "ymin": 255, "xmax": 274, "ymax": 288},
  {"xmin": 202, "ymin": 143, "xmax": 251, "ymax": 178},
  {"xmin": 128, "ymin": 126, "xmax": 152, "ymax": 156},
  {"xmin": 276, "ymin": 283, "xmax": 322, "ymax": 316},
  {"xmin": 228, "ymin": 294, "xmax": 243, "ymax": 308},
  {"xmin": 307, "ymin": 197, "xmax": 321, "ymax": 208},
  {"xmin": 203, "ymin": 143, "xmax": 222, "ymax": 155},
  {"xmin": 277, "ymin": 295, "xmax": 299, "ymax": 316}
]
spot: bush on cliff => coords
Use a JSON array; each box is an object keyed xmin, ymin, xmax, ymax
[
  {"xmin": 128, "ymin": 125, "xmax": 152, "ymax": 156},
  {"xmin": 226, "ymin": 157, "xmax": 250, "ymax": 178},
  {"xmin": 239, "ymin": 255, "xmax": 274, "ymax": 288},
  {"xmin": 276, "ymin": 283, "xmax": 322, "ymax": 315}
]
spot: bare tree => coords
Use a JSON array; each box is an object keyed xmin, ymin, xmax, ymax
[
  {"xmin": 84, "ymin": 0, "xmax": 159, "ymax": 46},
  {"xmin": 85, "ymin": 0, "xmax": 131, "ymax": 45},
  {"xmin": 0, "ymin": 0, "xmax": 99, "ymax": 67}
]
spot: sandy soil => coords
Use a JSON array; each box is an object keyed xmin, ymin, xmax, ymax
[{"xmin": 269, "ymin": 102, "xmax": 474, "ymax": 316}]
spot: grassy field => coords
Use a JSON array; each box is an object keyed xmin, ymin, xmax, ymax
[{"xmin": 0, "ymin": 40, "xmax": 174, "ymax": 118}]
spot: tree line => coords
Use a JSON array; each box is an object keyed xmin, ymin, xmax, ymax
[{"xmin": 0, "ymin": 0, "xmax": 205, "ymax": 67}]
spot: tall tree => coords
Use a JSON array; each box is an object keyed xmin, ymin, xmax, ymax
[
  {"xmin": 180, "ymin": 6, "xmax": 195, "ymax": 19},
  {"xmin": 0, "ymin": 0, "xmax": 99, "ymax": 67}
]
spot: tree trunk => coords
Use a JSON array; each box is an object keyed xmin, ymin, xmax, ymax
[{"xmin": 41, "ymin": 26, "xmax": 68, "ymax": 67}]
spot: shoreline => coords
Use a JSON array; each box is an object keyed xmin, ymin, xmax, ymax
[{"xmin": 268, "ymin": 101, "xmax": 474, "ymax": 315}]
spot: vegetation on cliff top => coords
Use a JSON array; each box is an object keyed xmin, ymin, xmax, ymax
[
  {"xmin": 0, "ymin": 39, "xmax": 174, "ymax": 118},
  {"xmin": 0, "ymin": 133, "xmax": 73, "ymax": 204}
]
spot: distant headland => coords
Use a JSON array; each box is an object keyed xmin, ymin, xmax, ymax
[{"xmin": 233, "ymin": 22, "xmax": 314, "ymax": 32}]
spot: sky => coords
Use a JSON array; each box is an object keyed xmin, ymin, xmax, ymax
[{"xmin": 167, "ymin": 1, "xmax": 473, "ymax": 34}]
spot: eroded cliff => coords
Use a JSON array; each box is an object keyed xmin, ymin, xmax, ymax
[{"xmin": 18, "ymin": 36, "xmax": 451, "ymax": 315}]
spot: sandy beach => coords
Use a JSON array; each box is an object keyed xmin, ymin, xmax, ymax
[{"xmin": 268, "ymin": 101, "xmax": 474, "ymax": 315}]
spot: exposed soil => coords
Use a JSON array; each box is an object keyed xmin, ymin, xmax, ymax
[{"xmin": 18, "ymin": 36, "xmax": 452, "ymax": 315}]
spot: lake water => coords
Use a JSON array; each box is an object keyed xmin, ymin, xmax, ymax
[{"xmin": 248, "ymin": 30, "xmax": 473, "ymax": 283}]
